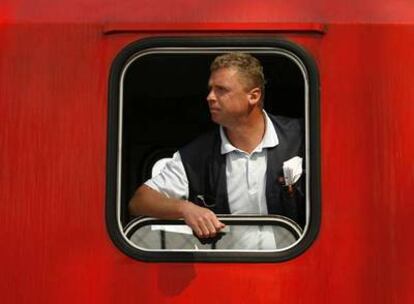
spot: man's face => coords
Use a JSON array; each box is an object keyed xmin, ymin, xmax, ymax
[{"xmin": 207, "ymin": 67, "xmax": 256, "ymax": 127}]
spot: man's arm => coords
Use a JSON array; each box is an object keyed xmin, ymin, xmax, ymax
[{"xmin": 129, "ymin": 185, "xmax": 225, "ymax": 238}]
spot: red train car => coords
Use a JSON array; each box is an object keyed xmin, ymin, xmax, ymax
[{"xmin": 1, "ymin": 0, "xmax": 414, "ymax": 303}]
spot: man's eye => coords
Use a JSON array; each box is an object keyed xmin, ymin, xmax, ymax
[{"xmin": 216, "ymin": 87, "xmax": 227, "ymax": 93}]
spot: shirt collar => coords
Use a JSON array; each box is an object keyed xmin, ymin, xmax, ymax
[{"xmin": 219, "ymin": 111, "xmax": 279, "ymax": 155}]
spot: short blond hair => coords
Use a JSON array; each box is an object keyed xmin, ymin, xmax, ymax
[{"xmin": 210, "ymin": 52, "xmax": 265, "ymax": 97}]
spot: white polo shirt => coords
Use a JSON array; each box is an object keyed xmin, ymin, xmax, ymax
[{"xmin": 145, "ymin": 111, "xmax": 279, "ymax": 215}]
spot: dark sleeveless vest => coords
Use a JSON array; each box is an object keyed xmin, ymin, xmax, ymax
[{"xmin": 179, "ymin": 114, "xmax": 305, "ymax": 226}]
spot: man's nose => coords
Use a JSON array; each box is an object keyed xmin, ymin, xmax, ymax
[{"xmin": 207, "ymin": 89, "xmax": 216, "ymax": 104}]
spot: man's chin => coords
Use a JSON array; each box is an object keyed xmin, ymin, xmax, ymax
[{"xmin": 210, "ymin": 113, "xmax": 222, "ymax": 125}]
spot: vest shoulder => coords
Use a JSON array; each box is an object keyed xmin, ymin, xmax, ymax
[
  {"xmin": 179, "ymin": 127, "xmax": 219, "ymax": 158},
  {"xmin": 268, "ymin": 114, "xmax": 303, "ymax": 131}
]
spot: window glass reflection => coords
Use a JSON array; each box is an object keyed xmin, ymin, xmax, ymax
[{"xmin": 127, "ymin": 217, "xmax": 302, "ymax": 251}]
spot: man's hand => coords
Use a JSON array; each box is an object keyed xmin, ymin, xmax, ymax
[
  {"xmin": 129, "ymin": 185, "xmax": 225, "ymax": 238},
  {"xmin": 179, "ymin": 201, "xmax": 225, "ymax": 238}
]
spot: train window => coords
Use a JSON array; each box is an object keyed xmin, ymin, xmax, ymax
[{"xmin": 106, "ymin": 37, "xmax": 320, "ymax": 262}]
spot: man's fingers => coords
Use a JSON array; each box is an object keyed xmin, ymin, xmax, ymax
[
  {"xmin": 204, "ymin": 219, "xmax": 218, "ymax": 237},
  {"xmin": 198, "ymin": 220, "xmax": 211, "ymax": 238},
  {"xmin": 182, "ymin": 202, "xmax": 224, "ymax": 238},
  {"xmin": 213, "ymin": 217, "xmax": 225, "ymax": 230},
  {"xmin": 187, "ymin": 219, "xmax": 203, "ymax": 238},
  {"xmin": 196, "ymin": 216, "xmax": 221, "ymax": 238}
]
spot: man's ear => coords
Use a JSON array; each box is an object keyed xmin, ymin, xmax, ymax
[{"xmin": 248, "ymin": 87, "xmax": 262, "ymax": 106}]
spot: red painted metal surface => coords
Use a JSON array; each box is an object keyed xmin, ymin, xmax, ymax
[
  {"xmin": 102, "ymin": 23, "xmax": 326, "ymax": 34},
  {"xmin": 1, "ymin": 1, "xmax": 414, "ymax": 303}
]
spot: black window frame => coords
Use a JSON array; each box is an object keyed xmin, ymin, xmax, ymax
[{"xmin": 106, "ymin": 36, "xmax": 321, "ymax": 262}]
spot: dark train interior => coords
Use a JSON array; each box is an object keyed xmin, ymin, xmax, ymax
[{"xmin": 121, "ymin": 52, "xmax": 305, "ymax": 225}]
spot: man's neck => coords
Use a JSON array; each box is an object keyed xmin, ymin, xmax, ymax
[{"xmin": 224, "ymin": 109, "xmax": 265, "ymax": 154}]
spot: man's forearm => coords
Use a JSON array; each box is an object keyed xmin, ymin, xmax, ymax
[
  {"xmin": 128, "ymin": 185, "xmax": 187, "ymax": 219},
  {"xmin": 128, "ymin": 184, "xmax": 225, "ymax": 238}
]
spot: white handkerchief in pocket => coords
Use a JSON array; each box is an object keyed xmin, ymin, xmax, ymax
[{"xmin": 283, "ymin": 156, "xmax": 303, "ymax": 186}]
